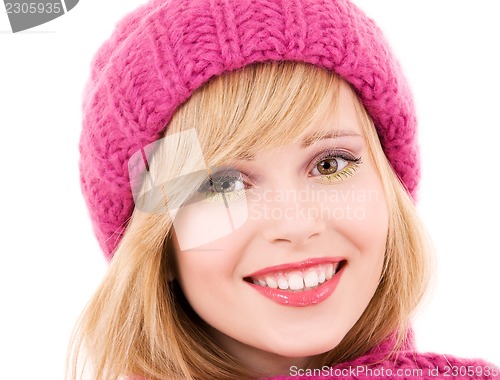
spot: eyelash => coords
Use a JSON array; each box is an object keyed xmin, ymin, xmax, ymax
[
  {"xmin": 197, "ymin": 149, "xmax": 363, "ymax": 202},
  {"xmin": 309, "ymin": 149, "xmax": 362, "ymax": 183},
  {"xmin": 196, "ymin": 170, "xmax": 250, "ymax": 203}
]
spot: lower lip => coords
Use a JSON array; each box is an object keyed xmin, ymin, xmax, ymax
[{"xmin": 246, "ymin": 265, "xmax": 345, "ymax": 307}]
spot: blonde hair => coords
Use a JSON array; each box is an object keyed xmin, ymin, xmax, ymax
[{"xmin": 67, "ymin": 62, "xmax": 433, "ymax": 380}]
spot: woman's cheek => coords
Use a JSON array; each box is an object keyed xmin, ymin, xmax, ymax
[{"xmin": 327, "ymin": 182, "xmax": 388, "ymax": 254}]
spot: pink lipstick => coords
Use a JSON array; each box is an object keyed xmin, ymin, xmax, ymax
[{"xmin": 244, "ymin": 257, "xmax": 346, "ymax": 307}]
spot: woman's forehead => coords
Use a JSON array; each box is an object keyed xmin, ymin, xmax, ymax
[
  {"xmin": 232, "ymin": 84, "xmax": 364, "ymax": 162},
  {"xmin": 300, "ymin": 85, "xmax": 364, "ymax": 142}
]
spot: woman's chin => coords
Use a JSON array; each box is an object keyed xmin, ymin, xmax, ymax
[{"xmin": 263, "ymin": 336, "xmax": 342, "ymax": 358}]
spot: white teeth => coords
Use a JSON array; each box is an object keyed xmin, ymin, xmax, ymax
[
  {"xmin": 250, "ymin": 261, "xmax": 343, "ymax": 291},
  {"xmin": 277, "ymin": 275, "xmax": 289, "ymax": 290},
  {"xmin": 318, "ymin": 268, "xmax": 326, "ymax": 284},
  {"xmin": 326, "ymin": 264, "xmax": 334, "ymax": 280},
  {"xmin": 266, "ymin": 276, "xmax": 278, "ymax": 289},
  {"xmin": 303, "ymin": 270, "xmax": 319, "ymax": 288},
  {"xmin": 288, "ymin": 272, "xmax": 304, "ymax": 291}
]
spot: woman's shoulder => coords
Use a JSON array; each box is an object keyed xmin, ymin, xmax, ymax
[{"xmin": 267, "ymin": 351, "xmax": 500, "ymax": 379}]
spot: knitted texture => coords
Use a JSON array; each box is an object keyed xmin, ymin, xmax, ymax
[
  {"xmin": 265, "ymin": 330, "xmax": 500, "ymax": 380},
  {"xmin": 80, "ymin": 0, "xmax": 420, "ymax": 259}
]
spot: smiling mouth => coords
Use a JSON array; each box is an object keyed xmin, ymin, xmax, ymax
[{"xmin": 244, "ymin": 260, "xmax": 347, "ymax": 293}]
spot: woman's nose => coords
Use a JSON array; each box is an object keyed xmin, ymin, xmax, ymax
[{"xmin": 255, "ymin": 180, "xmax": 327, "ymax": 249}]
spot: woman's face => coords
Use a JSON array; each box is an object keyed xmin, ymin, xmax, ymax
[{"xmin": 170, "ymin": 83, "xmax": 388, "ymax": 374}]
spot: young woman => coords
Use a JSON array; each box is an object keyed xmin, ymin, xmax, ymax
[{"xmin": 71, "ymin": 0, "xmax": 499, "ymax": 379}]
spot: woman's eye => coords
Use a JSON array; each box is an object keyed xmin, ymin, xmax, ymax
[
  {"xmin": 197, "ymin": 169, "xmax": 248, "ymax": 203},
  {"xmin": 310, "ymin": 151, "xmax": 362, "ymax": 182},
  {"xmin": 200, "ymin": 174, "xmax": 245, "ymax": 193},
  {"xmin": 311, "ymin": 157, "xmax": 348, "ymax": 176}
]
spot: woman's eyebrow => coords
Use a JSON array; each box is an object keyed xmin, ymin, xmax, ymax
[
  {"xmin": 300, "ymin": 130, "xmax": 362, "ymax": 148},
  {"xmin": 231, "ymin": 130, "xmax": 362, "ymax": 162}
]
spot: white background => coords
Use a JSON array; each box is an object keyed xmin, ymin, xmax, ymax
[{"xmin": 0, "ymin": 1, "xmax": 498, "ymax": 378}]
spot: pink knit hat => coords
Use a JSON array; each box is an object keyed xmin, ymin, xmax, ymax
[{"xmin": 79, "ymin": 0, "xmax": 419, "ymax": 259}]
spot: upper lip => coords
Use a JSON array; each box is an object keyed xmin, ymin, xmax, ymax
[{"xmin": 244, "ymin": 257, "xmax": 346, "ymax": 279}]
